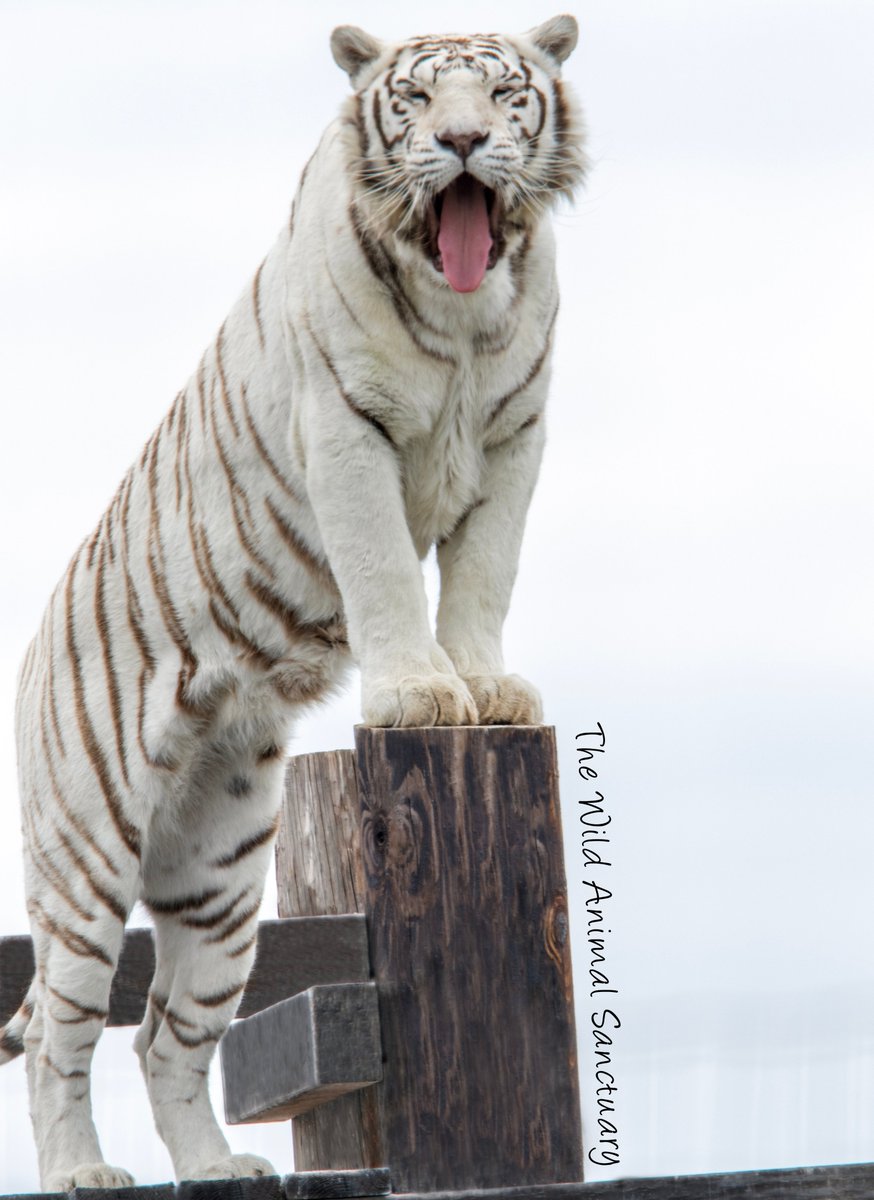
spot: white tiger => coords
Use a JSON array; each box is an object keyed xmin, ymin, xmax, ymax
[{"xmin": 1, "ymin": 15, "xmax": 585, "ymax": 1190}]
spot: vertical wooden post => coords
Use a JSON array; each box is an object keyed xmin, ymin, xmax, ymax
[
  {"xmin": 356, "ymin": 724, "xmax": 581, "ymax": 1194},
  {"xmin": 276, "ymin": 750, "xmax": 384, "ymax": 1172},
  {"xmin": 276, "ymin": 726, "xmax": 582, "ymax": 1193}
]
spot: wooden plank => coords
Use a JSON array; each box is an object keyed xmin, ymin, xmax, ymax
[
  {"xmin": 355, "ymin": 725, "xmax": 582, "ymax": 1196},
  {"xmin": 0, "ymin": 930, "xmax": 156, "ymax": 1029},
  {"xmin": 239, "ymin": 918, "xmax": 370, "ymax": 1019},
  {"xmin": 221, "ymin": 984, "xmax": 382, "ymax": 1124},
  {"xmin": 175, "ymin": 1177, "xmax": 281, "ymax": 1200},
  {"xmin": 70, "ymin": 1187, "xmax": 175, "ymax": 1200},
  {"xmin": 5, "ymin": 1161, "xmax": 873, "ymax": 1199},
  {"xmin": 282, "ymin": 1168, "xmax": 391, "ymax": 1198},
  {"xmin": 387, "ymin": 1160, "xmax": 874, "ymax": 1198},
  {"xmin": 277, "ymin": 751, "xmax": 365, "ymax": 917},
  {"xmin": 0, "ymin": 935, "xmax": 35, "ymax": 1027},
  {"xmin": 276, "ymin": 750, "xmax": 384, "ymax": 1172},
  {"xmin": 288, "ymin": 1091, "xmax": 384, "ymax": 1175},
  {"xmin": 1, "ymin": 917, "xmax": 369, "ymax": 1028}
]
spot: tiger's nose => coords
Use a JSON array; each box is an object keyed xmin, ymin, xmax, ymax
[{"xmin": 435, "ymin": 129, "xmax": 489, "ymax": 161}]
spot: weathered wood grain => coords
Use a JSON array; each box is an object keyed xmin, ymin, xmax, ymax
[
  {"xmin": 275, "ymin": 749, "xmax": 383, "ymax": 1171},
  {"xmin": 240, "ymin": 918, "xmax": 370, "ymax": 1018},
  {"xmin": 284, "ymin": 1090, "xmax": 384, "ymax": 1174},
  {"xmin": 277, "ymin": 751, "xmax": 364, "ymax": 917},
  {"xmin": 7, "ymin": 1160, "xmax": 874, "ymax": 1199},
  {"xmin": 0, "ymin": 918, "xmax": 368, "ymax": 1028},
  {"xmin": 388, "ymin": 1159, "xmax": 874, "ymax": 1198},
  {"xmin": 355, "ymin": 724, "xmax": 582, "ymax": 1195},
  {"xmin": 70, "ymin": 1187, "xmax": 175, "ymax": 1200},
  {"xmin": 175, "ymin": 1177, "xmax": 281, "ymax": 1200},
  {"xmin": 282, "ymin": 1167, "xmax": 391, "ymax": 1198},
  {"xmin": 221, "ymin": 983, "xmax": 382, "ymax": 1123}
]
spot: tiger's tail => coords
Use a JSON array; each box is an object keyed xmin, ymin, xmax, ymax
[{"xmin": 0, "ymin": 981, "xmax": 35, "ymax": 1065}]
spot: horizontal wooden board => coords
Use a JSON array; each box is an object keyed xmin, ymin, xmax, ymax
[
  {"xmin": 221, "ymin": 983, "xmax": 382, "ymax": 1124},
  {"xmin": 283, "ymin": 1169, "xmax": 390, "ymax": 1198},
  {"xmin": 390, "ymin": 1160, "xmax": 874, "ymax": 1198},
  {"xmin": 175, "ymin": 1178, "xmax": 281, "ymax": 1200},
  {"xmin": 0, "ymin": 916, "xmax": 369, "ymax": 1028},
  {"xmin": 5, "ymin": 1162, "xmax": 874, "ymax": 1199}
]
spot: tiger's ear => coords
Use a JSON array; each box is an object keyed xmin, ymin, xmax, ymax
[
  {"xmin": 526, "ymin": 14, "xmax": 579, "ymax": 65},
  {"xmin": 331, "ymin": 25, "xmax": 385, "ymax": 85}
]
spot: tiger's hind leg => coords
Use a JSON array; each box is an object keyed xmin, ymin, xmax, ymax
[
  {"xmin": 135, "ymin": 734, "xmax": 286, "ymax": 1182},
  {"xmin": 24, "ymin": 868, "xmax": 141, "ymax": 1191}
]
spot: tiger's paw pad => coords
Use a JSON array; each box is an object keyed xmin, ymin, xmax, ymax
[
  {"xmin": 194, "ymin": 1153, "xmax": 276, "ymax": 1181},
  {"xmin": 463, "ymin": 673, "xmax": 543, "ymax": 725},
  {"xmin": 364, "ymin": 673, "xmax": 478, "ymax": 727},
  {"xmin": 45, "ymin": 1162, "xmax": 135, "ymax": 1191}
]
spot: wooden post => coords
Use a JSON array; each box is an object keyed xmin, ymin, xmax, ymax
[
  {"xmin": 275, "ymin": 726, "xmax": 582, "ymax": 1194},
  {"xmin": 276, "ymin": 749, "xmax": 384, "ymax": 1172}
]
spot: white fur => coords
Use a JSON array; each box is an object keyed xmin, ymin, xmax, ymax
[{"xmin": 2, "ymin": 19, "xmax": 585, "ymax": 1188}]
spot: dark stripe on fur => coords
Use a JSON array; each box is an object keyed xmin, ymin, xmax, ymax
[
  {"xmin": 180, "ymin": 888, "xmax": 251, "ymax": 931},
  {"xmin": 173, "ymin": 390, "xmax": 188, "ymax": 512},
  {"xmin": 212, "ymin": 820, "xmax": 278, "ymax": 869},
  {"xmin": 94, "ymin": 539, "xmax": 131, "ymax": 788},
  {"xmin": 190, "ymin": 981, "xmax": 246, "ymax": 1008},
  {"xmin": 26, "ymin": 821, "xmax": 97, "ymax": 925},
  {"xmin": 52, "ymin": 822, "xmax": 128, "ymax": 921},
  {"xmin": 47, "ymin": 986, "xmax": 109, "ymax": 1023},
  {"xmin": 207, "ymin": 387, "xmax": 279, "ymax": 583},
  {"xmin": 252, "ymin": 259, "xmax": 266, "ymax": 350},
  {"xmin": 46, "ymin": 592, "xmax": 67, "ymax": 758},
  {"xmin": 305, "ymin": 318, "xmax": 396, "ymax": 447},
  {"xmin": 486, "ymin": 303, "xmax": 558, "ymax": 426},
  {"xmin": 348, "ymin": 203, "xmax": 454, "ymax": 363},
  {"xmin": 64, "ymin": 553, "xmax": 141, "ymax": 859},
  {"xmin": 0, "ymin": 1028, "xmax": 24, "ymax": 1057},
  {"xmin": 264, "ymin": 498, "xmax": 339, "ymax": 595},
  {"xmin": 239, "ymin": 382, "xmax": 305, "ymax": 503},
  {"xmin": 227, "ymin": 931, "xmax": 259, "ymax": 959},
  {"xmin": 244, "ymin": 569, "xmax": 339, "ymax": 648},
  {"xmin": 214, "ymin": 323, "xmax": 241, "ymax": 438},
  {"xmin": 151, "ymin": 995, "xmax": 221, "ymax": 1049},
  {"xmin": 146, "ymin": 887, "xmax": 225, "ymax": 916},
  {"xmin": 207, "ymin": 598, "xmax": 280, "ymax": 670},
  {"xmin": 205, "ymin": 898, "xmax": 262, "ymax": 945},
  {"xmin": 39, "ymin": 713, "xmax": 122, "ymax": 878},
  {"xmin": 437, "ymin": 498, "xmax": 486, "ymax": 548},
  {"xmin": 32, "ymin": 900, "xmax": 115, "ymax": 968},
  {"xmin": 325, "ymin": 253, "xmax": 367, "ymax": 333}
]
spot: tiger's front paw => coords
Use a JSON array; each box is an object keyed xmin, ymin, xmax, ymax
[
  {"xmin": 463, "ymin": 673, "xmax": 543, "ymax": 725},
  {"xmin": 187, "ymin": 1153, "xmax": 276, "ymax": 1181},
  {"xmin": 44, "ymin": 1162, "xmax": 135, "ymax": 1191},
  {"xmin": 363, "ymin": 672, "xmax": 478, "ymax": 727}
]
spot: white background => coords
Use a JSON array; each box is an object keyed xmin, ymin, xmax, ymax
[{"xmin": 1, "ymin": 0, "xmax": 873, "ymax": 1190}]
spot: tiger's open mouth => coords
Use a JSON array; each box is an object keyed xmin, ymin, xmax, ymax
[{"xmin": 425, "ymin": 174, "xmax": 505, "ymax": 293}]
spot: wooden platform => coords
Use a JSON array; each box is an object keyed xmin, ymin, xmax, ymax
[{"xmin": 5, "ymin": 1161, "xmax": 874, "ymax": 1200}]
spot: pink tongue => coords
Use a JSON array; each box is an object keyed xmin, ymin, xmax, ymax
[{"xmin": 437, "ymin": 175, "xmax": 492, "ymax": 293}]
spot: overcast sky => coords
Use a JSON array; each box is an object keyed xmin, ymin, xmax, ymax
[{"xmin": 1, "ymin": 0, "xmax": 873, "ymax": 1190}]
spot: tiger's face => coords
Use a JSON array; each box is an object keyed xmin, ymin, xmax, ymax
[{"xmin": 333, "ymin": 16, "xmax": 586, "ymax": 294}]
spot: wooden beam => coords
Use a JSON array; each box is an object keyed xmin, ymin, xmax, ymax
[
  {"xmin": 221, "ymin": 983, "xmax": 382, "ymax": 1124},
  {"xmin": 0, "ymin": 917, "xmax": 369, "ymax": 1028},
  {"xmin": 5, "ymin": 1161, "xmax": 874, "ymax": 1199},
  {"xmin": 283, "ymin": 1168, "xmax": 390, "ymax": 1198},
  {"xmin": 277, "ymin": 750, "xmax": 384, "ymax": 1172},
  {"xmin": 388, "ymin": 1160, "xmax": 874, "ymax": 1198},
  {"xmin": 355, "ymin": 725, "xmax": 582, "ymax": 1195}
]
